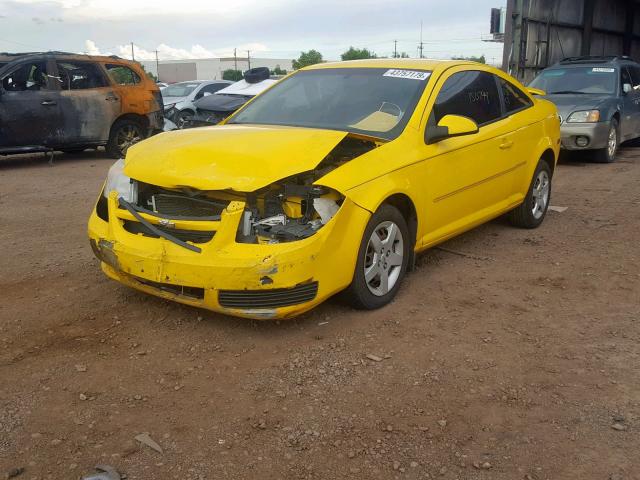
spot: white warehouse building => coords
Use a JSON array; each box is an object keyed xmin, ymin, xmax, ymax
[{"xmin": 140, "ymin": 57, "xmax": 294, "ymax": 83}]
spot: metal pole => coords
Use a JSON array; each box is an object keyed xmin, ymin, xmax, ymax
[
  {"xmin": 131, "ymin": 42, "xmax": 135, "ymax": 61},
  {"xmin": 394, "ymin": 40, "xmax": 397, "ymax": 58},
  {"xmin": 247, "ymin": 50, "xmax": 251, "ymax": 70},
  {"xmin": 155, "ymin": 50, "xmax": 160, "ymax": 81},
  {"xmin": 234, "ymin": 48, "xmax": 237, "ymax": 72}
]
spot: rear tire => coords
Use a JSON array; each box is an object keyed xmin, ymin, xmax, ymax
[
  {"xmin": 345, "ymin": 204, "xmax": 411, "ymax": 310},
  {"xmin": 593, "ymin": 118, "xmax": 618, "ymax": 163},
  {"xmin": 106, "ymin": 119, "xmax": 145, "ymax": 158},
  {"xmin": 509, "ymin": 159, "xmax": 552, "ymax": 229}
]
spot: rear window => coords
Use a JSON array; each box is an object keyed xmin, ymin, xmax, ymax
[{"xmin": 105, "ymin": 64, "xmax": 141, "ymax": 86}]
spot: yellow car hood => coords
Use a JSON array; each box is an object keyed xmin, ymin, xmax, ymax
[{"xmin": 125, "ymin": 124, "xmax": 348, "ymax": 192}]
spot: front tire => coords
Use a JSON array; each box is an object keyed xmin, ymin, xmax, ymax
[
  {"xmin": 106, "ymin": 119, "xmax": 145, "ymax": 159},
  {"xmin": 593, "ymin": 118, "xmax": 619, "ymax": 163},
  {"xmin": 509, "ymin": 159, "xmax": 552, "ymax": 229},
  {"xmin": 345, "ymin": 204, "xmax": 411, "ymax": 310}
]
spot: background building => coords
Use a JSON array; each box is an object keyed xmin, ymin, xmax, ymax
[
  {"xmin": 140, "ymin": 57, "xmax": 294, "ymax": 83},
  {"xmin": 502, "ymin": 0, "xmax": 640, "ymax": 83}
]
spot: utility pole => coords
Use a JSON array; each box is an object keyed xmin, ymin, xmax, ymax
[
  {"xmin": 155, "ymin": 50, "xmax": 160, "ymax": 81},
  {"xmin": 393, "ymin": 40, "xmax": 398, "ymax": 58},
  {"xmin": 131, "ymin": 42, "xmax": 135, "ymax": 61},
  {"xmin": 234, "ymin": 48, "xmax": 238, "ymax": 72},
  {"xmin": 418, "ymin": 21, "xmax": 424, "ymax": 58},
  {"xmin": 247, "ymin": 50, "xmax": 251, "ymax": 70}
]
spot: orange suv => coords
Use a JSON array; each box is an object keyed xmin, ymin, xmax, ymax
[{"xmin": 0, "ymin": 52, "xmax": 163, "ymax": 158}]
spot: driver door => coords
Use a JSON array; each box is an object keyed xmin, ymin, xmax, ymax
[
  {"xmin": 0, "ymin": 57, "xmax": 63, "ymax": 149},
  {"xmin": 418, "ymin": 68, "xmax": 515, "ymax": 245}
]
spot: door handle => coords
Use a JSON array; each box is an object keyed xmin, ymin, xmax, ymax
[
  {"xmin": 41, "ymin": 100, "xmax": 56, "ymax": 106},
  {"xmin": 499, "ymin": 140, "xmax": 514, "ymax": 150},
  {"xmin": 105, "ymin": 96, "xmax": 119, "ymax": 102}
]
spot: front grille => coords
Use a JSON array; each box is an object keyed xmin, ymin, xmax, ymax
[
  {"xmin": 218, "ymin": 282, "xmax": 319, "ymax": 309},
  {"xmin": 133, "ymin": 276, "xmax": 205, "ymax": 300},
  {"xmin": 151, "ymin": 193, "xmax": 226, "ymax": 218},
  {"xmin": 123, "ymin": 220, "xmax": 215, "ymax": 243}
]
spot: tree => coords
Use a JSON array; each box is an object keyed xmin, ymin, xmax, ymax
[
  {"xmin": 341, "ymin": 47, "xmax": 377, "ymax": 61},
  {"xmin": 392, "ymin": 51, "xmax": 410, "ymax": 58},
  {"xmin": 292, "ymin": 50, "xmax": 323, "ymax": 70},
  {"xmin": 270, "ymin": 65, "xmax": 287, "ymax": 75},
  {"xmin": 223, "ymin": 69, "xmax": 244, "ymax": 81},
  {"xmin": 451, "ymin": 55, "xmax": 486, "ymax": 64}
]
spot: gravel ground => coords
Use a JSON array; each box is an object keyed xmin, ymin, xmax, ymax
[{"xmin": 0, "ymin": 147, "xmax": 639, "ymax": 480}]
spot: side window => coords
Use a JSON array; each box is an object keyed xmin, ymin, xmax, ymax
[
  {"xmin": 433, "ymin": 71, "xmax": 502, "ymax": 126},
  {"xmin": 628, "ymin": 66, "xmax": 640, "ymax": 89},
  {"xmin": 197, "ymin": 83, "xmax": 227, "ymax": 98},
  {"xmin": 498, "ymin": 77, "xmax": 532, "ymax": 114},
  {"xmin": 1, "ymin": 61, "xmax": 51, "ymax": 92},
  {"xmin": 621, "ymin": 67, "xmax": 633, "ymax": 89},
  {"xmin": 105, "ymin": 64, "xmax": 141, "ymax": 86},
  {"xmin": 57, "ymin": 61, "xmax": 108, "ymax": 90}
]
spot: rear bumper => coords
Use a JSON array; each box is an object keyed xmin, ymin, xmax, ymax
[
  {"xmin": 88, "ymin": 192, "xmax": 369, "ymax": 319},
  {"xmin": 560, "ymin": 121, "xmax": 610, "ymax": 150}
]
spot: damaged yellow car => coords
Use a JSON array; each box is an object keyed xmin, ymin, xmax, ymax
[{"xmin": 88, "ymin": 60, "xmax": 560, "ymax": 319}]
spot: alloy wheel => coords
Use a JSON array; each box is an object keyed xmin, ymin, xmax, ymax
[
  {"xmin": 363, "ymin": 221, "xmax": 404, "ymax": 296},
  {"xmin": 116, "ymin": 124, "xmax": 142, "ymax": 155},
  {"xmin": 607, "ymin": 125, "xmax": 617, "ymax": 159},
  {"xmin": 531, "ymin": 170, "xmax": 550, "ymax": 219}
]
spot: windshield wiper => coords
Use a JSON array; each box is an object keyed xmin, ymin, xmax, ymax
[{"xmin": 548, "ymin": 90, "xmax": 587, "ymax": 94}]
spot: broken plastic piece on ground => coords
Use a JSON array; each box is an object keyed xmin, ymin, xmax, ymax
[
  {"xmin": 81, "ymin": 465, "xmax": 121, "ymax": 480},
  {"xmin": 135, "ymin": 432, "xmax": 164, "ymax": 454},
  {"xmin": 5, "ymin": 467, "xmax": 24, "ymax": 479},
  {"xmin": 548, "ymin": 205, "xmax": 568, "ymax": 212}
]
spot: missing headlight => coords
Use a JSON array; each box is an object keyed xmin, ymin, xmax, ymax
[{"xmin": 236, "ymin": 182, "xmax": 342, "ymax": 244}]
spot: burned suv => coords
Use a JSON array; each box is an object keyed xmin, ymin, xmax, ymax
[
  {"xmin": 0, "ymin": 52, "xmax": 163, "ymax": 158},
  {"xmin": 529, "ymin": 55, "xmax": 640, "ymax": 163}
]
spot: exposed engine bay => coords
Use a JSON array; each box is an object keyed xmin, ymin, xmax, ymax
[{"xmin": 116, "ymin": 135, "xmax": 379, "ymax": 246}]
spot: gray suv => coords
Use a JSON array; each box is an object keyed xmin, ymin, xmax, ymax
[{"xmin": 529, "ymin": 55, "xmax": 640, "ymax": 163}]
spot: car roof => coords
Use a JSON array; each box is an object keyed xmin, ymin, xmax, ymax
[
  {"xmin": 554, "ymin": 55, "xmax": 638, "ymax": 67},
  {"xmin": 304, "ymin": 58, "xmax": 478, "ymax": 72}
]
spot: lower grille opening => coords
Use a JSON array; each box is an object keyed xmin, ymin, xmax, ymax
[
  {"xmin": 123, "ymin": 220, "xmax": 215, "ymax": 244},
  {"xmin": 133, "ymin": 276, "xmax": 205, "ymax": 300},
  {"xmin": 218, "ymin": 282, "xmax": 318, "ymax": 309}
]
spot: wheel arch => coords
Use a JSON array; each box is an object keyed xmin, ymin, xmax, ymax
[{"xmin": 110, "ymin": 113, "xmax": 149, "ymax": 133}]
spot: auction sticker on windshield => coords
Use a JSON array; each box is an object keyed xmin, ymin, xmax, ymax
[
  {"xmin": 383, "ymin": 69, "xmax": 431, "ymax": 80},
  {"xmin": 592, "ymin": 68, "xmax": 615, "ymax": 73}
]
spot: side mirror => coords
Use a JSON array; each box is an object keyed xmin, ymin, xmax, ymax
[
  {"xmin": 526, "ymin": 87, "xmax": 546, "ymax": 96},
  {"xmin": 623, "ymin": 83, "xmax": 632, "ymax": 94},
  {"xmin": 425, "ymin": 114, "xmax": 479, "ymax": 145}
]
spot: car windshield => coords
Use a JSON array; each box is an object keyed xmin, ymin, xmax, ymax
[
  {"xmin": 163, "ymin": 82, "xmax": 201, "ymax": 97},
  {"xmin": 228, "ymin": 68, "xmax": 432, "ymax": 140},
  {"xmin": 530, "ymin": 66, "xmax": 617, "ymax": 94}
]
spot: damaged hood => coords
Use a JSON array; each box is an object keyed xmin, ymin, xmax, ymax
[{"xmin": 125, "ymin": 124, "xmax": 348, "ymax": 192}]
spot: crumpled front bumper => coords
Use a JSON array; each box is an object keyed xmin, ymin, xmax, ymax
[{"xmin": 88, "ymin": 192, "xmax": 370, "ymax": 319}]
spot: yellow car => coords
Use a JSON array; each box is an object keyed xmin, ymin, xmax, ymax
[{"xmin": 88, "ymin": 59, "xmax": 560, "ymax": 319}]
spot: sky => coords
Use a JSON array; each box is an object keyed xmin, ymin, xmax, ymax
[{"xmin": 0, "ymin": 0, "xmax": 506, "ymax": 64}]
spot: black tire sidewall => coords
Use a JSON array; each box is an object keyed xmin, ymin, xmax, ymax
[{"xmin": 348, "ymin": 204, "xmax": 411, "ymax": 310}]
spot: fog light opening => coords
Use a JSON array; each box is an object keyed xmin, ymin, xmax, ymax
[{"xmin": 575, "ymin": 136, "xmax": 589, "ymax": 147}]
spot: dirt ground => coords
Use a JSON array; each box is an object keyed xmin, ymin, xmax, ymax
[{"xmin": 1, "ymin": 146, "xmax": 639, "ymax": 480}]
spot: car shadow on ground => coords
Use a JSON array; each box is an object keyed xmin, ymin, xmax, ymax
[{"xmin": 0, "ymin": 148, "xmax": 114, "ymax": 170}]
